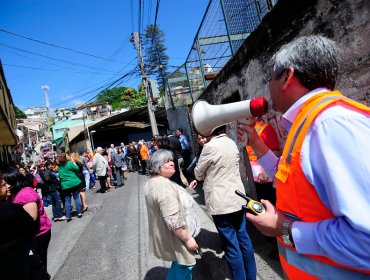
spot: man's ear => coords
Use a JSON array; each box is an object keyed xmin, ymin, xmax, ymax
[{"xmin": 283, "ymin": 66, "xmax": 295, "ymax": 90}]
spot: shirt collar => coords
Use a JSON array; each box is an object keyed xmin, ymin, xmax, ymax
[
  {"xmin": 210, "ymin": 133, "xmax": 226, "ymax": 141},
  {"xmin": 281, "ymin": 88, "xmax": 330, "ymax": 132}
]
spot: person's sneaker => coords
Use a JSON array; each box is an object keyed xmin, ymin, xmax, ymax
[
  {"xmin": 58, "ymin": 216, "xmax": 68, "ymax": 221},
  {"xmin": 77, "ymin": 213, "xmax": 83, "ymax": 218},
  {"xmin": 66, "ymin": 217, "xmax": 72, "ymax": 222},
  {"xmin": 53, "ymin": 217, "xmax": 59, "ymax": 222}
]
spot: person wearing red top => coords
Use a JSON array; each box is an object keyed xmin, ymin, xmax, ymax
[
  {"xmin": 246, "ymin": 117, "xmax": 281, "ymax": 260},
  {"xmin": 246, "ymin": 117, "xmax": 280, "ymax": 200}
]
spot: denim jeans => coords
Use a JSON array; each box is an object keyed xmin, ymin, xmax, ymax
[
  {"xmin": 83, "ymin": 170, "xmax": 90, "ymax": 191},
  {"xmin": 213, "ymin": 210, "xmax": 256, "ymax": 280},
  {"xmin": 42, "ymin": 194, "xmax": 51, "ymax": 207},
  {"xmin": 89, "ymin": 172, "xmax": 96, "ymax": 187},
  {"xmin": 49, "ymin": 190, "xmax": 62, "ymax": 219},
  {"xmin": 63, "ymin": 186, "xmax": 82, "ymax": 218},
  {"xmin": 166, "ymin": 261, "xmax": 193, "ymax": 280},
  {"xmin": 115, "ymin": 166, "xmax": 123, "ymax": 186}
]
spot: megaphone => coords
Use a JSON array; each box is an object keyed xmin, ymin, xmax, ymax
[{"xmin": 192, "ymin": 97, "xmax": 268, "ymax": 143}]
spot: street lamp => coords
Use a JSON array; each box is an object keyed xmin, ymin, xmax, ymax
[{"xmin": 90, "ymin": 130, "xmax": 96, "ymax": 151}]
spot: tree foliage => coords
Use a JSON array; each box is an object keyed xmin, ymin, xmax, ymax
[
  {"xmin": 143, "ymin": 24, "xmax": 169, "ymax": 92},
  {"xmin": 15, "ymin": 106, "xmax": 27, "ymax": 119},
  {"xmin": 94, "ymin": 86, "xmax": 146, "ymax": 109}
]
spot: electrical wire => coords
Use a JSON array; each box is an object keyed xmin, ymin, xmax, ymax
[
  {"xmin": 130, "ymin": 0, "xmax": 135, "ymax": 33},
  {"xmin": 138, "ymin": 0, "xmax": 142, "ymax": 36},
  {"xmin": 0, "ymin": 42, "xmax": 115, "ymax": 72},
  {"xmin": 51, "ymin": 66, "xmax": 140, "ymax": 108},
  {"xmin": 3, "ymin": 63, "xmax": 114, "ymax": 75},
  {"xmin": 0, "ymin": 29, "xmax": 125, "ymax": 63}
]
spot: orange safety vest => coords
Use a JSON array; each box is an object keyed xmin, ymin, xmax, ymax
[
  {"xmin": 246, "ymin": 121, "xmax": 269, "ymax": 161},
  {"xmin": 275, "ymin": 91, "xmax": 370, "ymax": 279}
]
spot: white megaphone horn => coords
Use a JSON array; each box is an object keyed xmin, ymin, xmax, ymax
[{"xmin": 192, "ymin": 97, "xmax": 268, "ymax": 144}]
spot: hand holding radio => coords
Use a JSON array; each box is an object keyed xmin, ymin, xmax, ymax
[
  {"xmin": 235, "ymin": 190, "xmax": 265, "ymax": 215},
  {"xmin": 245, "ymin": 198, "xmax": 286, "ymax": 237}
]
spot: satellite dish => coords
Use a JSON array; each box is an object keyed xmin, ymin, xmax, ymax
[{"xmin": 15, "ymin": 129, "xmax": 24, "ymax": 137}]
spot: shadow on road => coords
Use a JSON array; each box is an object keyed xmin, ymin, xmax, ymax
[
  {"xmin": 191, "ymin": 182, "xmax": 284, "ymax": 278},
  {"xmin": 143, "ymin": 267, "xmax": 168, "ymax": 280}
]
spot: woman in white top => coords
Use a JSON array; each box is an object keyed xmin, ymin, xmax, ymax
[{"xmin": 144, "ymin": 149, "xmax": 199, "ymax": 280}]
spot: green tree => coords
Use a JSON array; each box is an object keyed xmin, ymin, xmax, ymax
[
  {"xmin": 143, "ymin": 24, "xmax": 169, "ymax": 92},
  {"xmin": 15, "ymin": 106, "xmax": 27, "ymax": 119},
  {"xmin": 120, "ymin": 86, "xmax": 147, "ymax": 108},
  {"xmin": 94, "ymin": 86, "xmax": 147, "ymax": 109}
]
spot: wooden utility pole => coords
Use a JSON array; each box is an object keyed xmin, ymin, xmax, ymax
[{"xmin": 130, "ymin": 32, "xmax": 159, "ymax": 136}]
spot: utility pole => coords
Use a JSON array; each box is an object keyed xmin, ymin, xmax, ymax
[
  {"xmin": 82, "ymin": 113, "xmax": 92, "ymax": 150},
  {"xmin": 130, "ymin": 32, "xmax": 159, "ymax": 136}
]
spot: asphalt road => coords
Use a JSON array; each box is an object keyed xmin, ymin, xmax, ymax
[{"xmin": 46, "ymin": 173, "xmax": 211, "ymax": 280}]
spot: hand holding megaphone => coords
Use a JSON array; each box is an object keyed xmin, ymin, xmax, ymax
[{"xmin": 192, "ymin": 97, "xmax": 268, "ymax": 146}]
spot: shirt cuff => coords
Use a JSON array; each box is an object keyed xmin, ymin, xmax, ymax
[
  {"xmin": 258, "ymin": 149, "xmax": 279, "ymax": 179},
  {"xmin": 292, "ymin": 221, "xmax": 321, "ymax": 255}
]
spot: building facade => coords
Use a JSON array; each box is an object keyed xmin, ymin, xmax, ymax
[{"xmin": 0, "ymin": 61, "xmax": 17, "ymax": 164}]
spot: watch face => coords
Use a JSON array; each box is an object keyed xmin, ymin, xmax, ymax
[{"xmin": 282, "ymin": 235, "xmax": 292, "ymax": 246}]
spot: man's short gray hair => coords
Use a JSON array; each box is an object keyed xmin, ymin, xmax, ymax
[
  {"xmin": 147, "ymin": 149, "xmax": 174, "ymax": 176},
  {"xmin": 96, "ymin": 147, "xmax": 103, "ymax": 153},
  {"xmin": 271, "ymin": 35, "xmax": 339, "ymax": 90}
]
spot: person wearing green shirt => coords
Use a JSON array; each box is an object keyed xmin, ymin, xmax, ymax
[{"xmin": 56, "ymin": 153, "xmax": 82, "ymax": 221}]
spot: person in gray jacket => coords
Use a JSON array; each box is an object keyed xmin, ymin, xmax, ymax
[
  {"xmin": 112, "ymin": 148, "xmax": 124, "ymax": 188},
  {"xmin": 93, "ymin": 147, "xmax": 108, "ymax": 193}
]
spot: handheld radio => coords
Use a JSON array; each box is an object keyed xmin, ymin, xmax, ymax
[{"xmin": 235, "ymin": 190, "xmax": 265, "ymax": 215}]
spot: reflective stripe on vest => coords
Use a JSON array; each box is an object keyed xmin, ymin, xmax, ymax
[
  {"xmin": 247, "ymin": 121, "xmax": 269, "ymax": 161},
  {"xmin": 276, "ymin": 91, "xmax": 370, "ymax": 277},
  {"xmin": 278, "ymin": 242, "xmax": 370, "ymax": 280}
]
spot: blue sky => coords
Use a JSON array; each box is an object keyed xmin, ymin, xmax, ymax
[{"xmin": 0, "ymin": 0, "xmax": 209, "ymax": 110}]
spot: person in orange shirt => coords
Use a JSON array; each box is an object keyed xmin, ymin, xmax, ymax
[{"xmin": 138, "ymin": 141, "xmax": 149, "ymax": 175}]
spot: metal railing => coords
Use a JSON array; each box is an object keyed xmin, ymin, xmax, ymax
[{"xmin": 165, "ymin": 0, "xmax": 278, "ymax": 109}]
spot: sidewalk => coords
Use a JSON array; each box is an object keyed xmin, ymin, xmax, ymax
[{"xmin": 188, "ymin": 185, "xmax": 284, "ymax": 280}]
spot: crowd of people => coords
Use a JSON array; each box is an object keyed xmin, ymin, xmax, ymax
[{"xmin": 0, "ymin": 132, "xmax": 195, "ymax": 279}]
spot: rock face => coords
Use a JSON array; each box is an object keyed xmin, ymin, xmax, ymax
[{"xmin": 200, "ymin": 0, "xmax": 370, "ymax": 106}]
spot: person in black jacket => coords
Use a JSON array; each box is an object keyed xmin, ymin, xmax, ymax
[
  {"xmin": 42, "ymin": 162, "xmax": 64, "ymax": 221},
  {"xmin": 36, "ymin": 165, "xmax": 51, "ymax": 207},
  {"xmin": 19, "ymin": 166, "xmax": 36, "ymax": 189},
  {"xmin": 0, "ymin": 167, "xmax": 48, "ymax": 280}
]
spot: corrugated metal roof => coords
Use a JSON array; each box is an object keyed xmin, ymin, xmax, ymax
[{"xmin": 68, "ymin": 106, "xmax": 168, "ymax": 144}]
